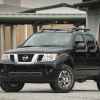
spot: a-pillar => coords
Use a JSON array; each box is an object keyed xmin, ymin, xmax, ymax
[
  {"xmin": 11, "ymin": 25, "xmax": 16, "ymax": 49},
  {"xmin": 32, "ymin": 24, "xmax": 38, "ymax": 33},
  {"xmin": 0, "ymin": 25, "xmax": 4, "ymax": 57}
]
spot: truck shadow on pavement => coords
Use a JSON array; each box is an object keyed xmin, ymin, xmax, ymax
[
  {"xmin": 20, "ymin": 90, "xmax": 99, "ymax": 93},
  {"xmin": 0, "ymin": 89, "xmax": 99, "ymax": 93},
  {"xmin": 0, "ymin": 89, "xmax": 98, "ymax": 93}
]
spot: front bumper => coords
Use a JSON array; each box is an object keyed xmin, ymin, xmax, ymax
[{"xmin": 0, "ymin": 60, "xmax": 57, "ymax": 83}]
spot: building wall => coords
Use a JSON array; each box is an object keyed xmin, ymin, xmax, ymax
[
  {"xmin": 4, "ymin": 0, "xmax": 21, "ymax": 6},
  {"xmin": 3, "ymin": 25, "xmax": 33, "ymax": 51},
  {"xmin": 21, "ymin": 0, "xmax": 82, "ymax": 8},
  {"xmin": 0, "ymin": 0, "xmax": 3, "ymax": 4},
  {"xmin": 87, "ymin": 8, "xmax": 100, "ymax": 40},
  {"xmin": 4, "ymin": 26, "xmax": 12, "ymax": 50},
  {"xmin": 0, "ymin": 0, "xmax": 82, "ymax": 8},
  {"xmin": 16, "ymin": 25, "xmax": 33, "ymax": 45},
  {"xmin": 0, "ymin": 0, "xmax": 83, "ymax": 56},
  {"xmin": 21, "ymin": 0, "xmax": 34, "ymax": 8}
]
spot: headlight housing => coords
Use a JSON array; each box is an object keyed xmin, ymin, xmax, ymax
[
  {"xmin": 1, "ymin": 54, "xmax": 10, "ymax": 61},
  {"xmin": 42, "ymin": 54, "xmax": 58, "ymax": 61}
]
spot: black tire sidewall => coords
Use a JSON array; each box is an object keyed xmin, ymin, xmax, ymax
[
  {"xmin": 0, "ymin": 81, "xmax": 24, "ymax": 92},
  {"xmin": 50, "ymin": 64, "xmax": 75, "ymax": 93}
]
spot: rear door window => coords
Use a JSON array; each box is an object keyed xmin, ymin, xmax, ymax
[{"xmin": 83, "ymin": 34, "xmax": 97, "ymax": 52}]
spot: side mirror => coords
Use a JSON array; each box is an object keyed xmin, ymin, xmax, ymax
[{"xmin": 75, "ymin": 41, "xmax": 86, "ymax": 49}]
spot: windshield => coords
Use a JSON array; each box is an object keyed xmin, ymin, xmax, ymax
[{"xmin": 23, "ymin": 32, "xmax": 73, "ymax": 47}]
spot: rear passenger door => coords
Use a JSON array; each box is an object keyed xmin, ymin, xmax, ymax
[{"xmin": 73, "ymin": 34, "xmax": 87, "ymax": 69}]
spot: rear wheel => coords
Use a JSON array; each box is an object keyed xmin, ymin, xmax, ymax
[
  {"xmin": 50, "ymin": 65, "xmax": 75, "ymax": 93},
  {"xmin": 0, "ymin": 81, "xmax": 24, "ymax": 92}
]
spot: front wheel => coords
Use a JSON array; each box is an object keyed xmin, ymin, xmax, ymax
[
  {"xmin": 0, "ymin": 81, "xmax": 24, "ymax": 92},
  {"xmin": 50, "ymin": 65, "xmax": 75, "ymax": 93}
]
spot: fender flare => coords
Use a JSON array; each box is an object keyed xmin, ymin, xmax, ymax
[{"xmin": 56, "ymin": 53, "xmax": 74, "ymax": 69}]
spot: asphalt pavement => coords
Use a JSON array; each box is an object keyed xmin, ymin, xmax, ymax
[{"xmin": 0, "ymin": 80, "xmax": 100, "ymax": 100}]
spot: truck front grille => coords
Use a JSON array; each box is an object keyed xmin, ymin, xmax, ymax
[{"xmin": 18, "ymin": 54, "xmax": 34, "ymax": 62}]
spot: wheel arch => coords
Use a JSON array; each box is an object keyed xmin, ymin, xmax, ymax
[
  {"xmin": 64, "ymin": 57, "xmax": 74, "ymax": 69},
  {"xmin": 56, "ymin": 53, "xmax": 74, "ymax": 69}
]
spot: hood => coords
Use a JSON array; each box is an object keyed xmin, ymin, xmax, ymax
[{"xmin": 5, "ymin": 47, "xmax": 72, "ymax": 54}]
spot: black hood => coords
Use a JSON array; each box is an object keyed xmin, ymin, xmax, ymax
[{"xmin": 5, "ymin": 47, "xmax": 72, "ymax": 54}]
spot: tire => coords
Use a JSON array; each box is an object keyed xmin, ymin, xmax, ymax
[
  {"xmin": 0, "ymin": 81, "xmax": 24, "ymax": 92},
  {"xmin": 50, "ymin": 64, "xmax": 75, "ymax": 93},
  {"xmin": 97, "ymin": 81, "xmax": 100, "ymax": 90}
]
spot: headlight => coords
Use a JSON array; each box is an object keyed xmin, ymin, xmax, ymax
[
  {"xmin": 42, "ymin": 54, "xmax": 58, "ymax": 61},
  {"xmin": 1, "ymin": 54, "xmax": 10, "ymax": 61}
]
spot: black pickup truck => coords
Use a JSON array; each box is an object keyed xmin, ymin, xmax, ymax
[{"xmin": 0, "ymin": 30, "xmax": 100, "ymax": 93}]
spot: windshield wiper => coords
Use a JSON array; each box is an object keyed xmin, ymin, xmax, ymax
[
  {"xmin": 23, "ymin": 45, "xmax": 65, "ymax": 48},
  {"xmin": 38, "ymin": 45, "xmax": 63, "ymax": 47},
  {"xmin": 23, "ymin": 45, "xmax": 33, "ymax": 47}
]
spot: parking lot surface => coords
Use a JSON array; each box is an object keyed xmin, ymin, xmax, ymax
[{"xmin": 0, "ymin": 81, "xmax": 100, "ymax": 100}]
